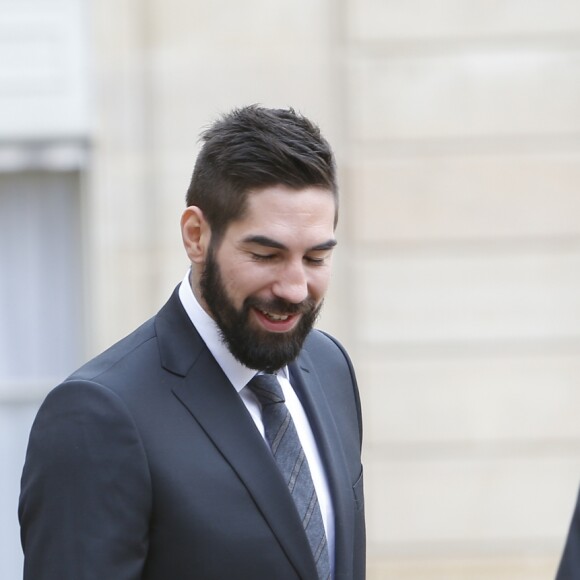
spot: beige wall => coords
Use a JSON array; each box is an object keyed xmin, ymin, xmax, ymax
[{"xmin": 88, "ymin": 1, "xmax": 580, "ymax": 578}]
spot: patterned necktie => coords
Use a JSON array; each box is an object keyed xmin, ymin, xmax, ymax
[{"xmin": 247, "ymin": 373, "xmax": 331, "ymax": 580}]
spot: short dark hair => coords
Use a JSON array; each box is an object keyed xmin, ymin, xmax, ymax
[{"xmin": 186, "ymin": 105, "xmax": 338, "ymax": 242}]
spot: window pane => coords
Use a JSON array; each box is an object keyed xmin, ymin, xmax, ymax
[{"xmin": 0, "ymin": 171, "xmax": 83, "ymax": 381}]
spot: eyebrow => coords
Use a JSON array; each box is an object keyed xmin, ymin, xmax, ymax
[{"xmin": 242, "ymin": 235, "xmax": 337, "ymax": 252}]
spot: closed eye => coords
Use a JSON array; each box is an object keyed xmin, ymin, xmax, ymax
[
  {"xmin": 251, "ymin": 252, "xmax": 277, "ymax": 262},
  {"xmin": 304, "ymin": 254, "xmax": 329, "ymax": 265}
]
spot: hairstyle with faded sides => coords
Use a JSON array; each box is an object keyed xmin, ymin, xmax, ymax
[{"xmin": 186, "ymin": 105, "xmax": 338, "ymax": 244}]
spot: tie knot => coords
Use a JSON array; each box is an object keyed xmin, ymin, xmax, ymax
[{"xmin": 247, "ymin": 374, "xmax": 285, "ymax": 406}]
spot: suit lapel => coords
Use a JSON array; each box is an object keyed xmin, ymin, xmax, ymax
[
  {"xmin": 289, "ymin": 351, "xmax": 355, "ymax": 580},
  {"xmin": 155, "ymin": 291, "xmax": 318, "ymax": 580}
]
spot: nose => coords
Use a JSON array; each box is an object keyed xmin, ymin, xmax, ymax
[{"xmin": 271, "ymin": 260, "xmax": 309, "ymax": 304}]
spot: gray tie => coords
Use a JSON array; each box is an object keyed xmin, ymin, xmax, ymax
[{"xmin": 248, "ymin": 373, "xmax": 331, "ymax": 580}]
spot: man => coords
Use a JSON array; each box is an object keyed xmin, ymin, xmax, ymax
[
  {"xmin": 557, "ymin": 489, "xmax": 580, "ymax": 578},
  {"xmin": 19, "ymin": 106, "xmax": 365, "ymax": 580}
]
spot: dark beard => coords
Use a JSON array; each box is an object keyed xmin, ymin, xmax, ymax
[{"xmin": 199, "ymin": 247, "xmax": 322, "ymax": 372}]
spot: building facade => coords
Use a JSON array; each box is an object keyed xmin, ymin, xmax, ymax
[{"xmin": 2, "ymin": 1, "xmax": 580, "ymax": 578}]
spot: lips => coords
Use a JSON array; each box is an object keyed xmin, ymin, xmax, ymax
[
  {"xmin": 253, "ymin": 307, "xmax": 299, "ymax": 332},
  {"xmin": 260, "ymin": 310, "xmax": 290, "ymax": 322}
]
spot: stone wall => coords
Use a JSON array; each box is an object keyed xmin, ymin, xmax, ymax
[{"xmin": 88, "ymin": 1, "xmax": 580, "ymax": 577}]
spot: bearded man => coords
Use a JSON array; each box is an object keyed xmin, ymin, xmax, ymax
[{"xmin": 19, "ymin": 106, "xmax": 365, "ymax": 580}]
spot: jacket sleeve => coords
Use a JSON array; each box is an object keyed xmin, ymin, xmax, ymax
[
  {"xmin": 556, "ymin": 486, "xmax": 580, "ymax": 580},
  {"xmin": 19, "ymin": 380, "xmax": 152, "ymax": 580}
]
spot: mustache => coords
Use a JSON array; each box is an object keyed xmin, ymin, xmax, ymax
[{"xmin": 244, "ymin": 296, "xmax": 317, "ymax": 316}]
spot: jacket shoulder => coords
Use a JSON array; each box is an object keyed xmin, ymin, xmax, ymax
[
  {"xmin": 302, "ymin": 329, "xmax": 363, "ymax": 447},
  {"xmin": 68, "ymin": 316, "xmax": 157, "ymax": 385},
  {"xmin": 303, "ymin": 329, "xmax": 356, "ymax": 378}
]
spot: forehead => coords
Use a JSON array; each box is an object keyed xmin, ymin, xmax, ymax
[
  {"xmin": 248, "ymin": 185, "xmax": 336, "ymax": 226},
  {"xmin": 226, "ymin": 185, "xmax": 336, "ymax": 241}
]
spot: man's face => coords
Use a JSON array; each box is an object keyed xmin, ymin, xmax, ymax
[{"xmin": 199, "ymin": 185, "xmax": 336, "ymax": 371}]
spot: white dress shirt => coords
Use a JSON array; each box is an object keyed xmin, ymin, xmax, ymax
[{"xmin": 178, "ymin": 272, "xmax": 335, "ymax": 575}]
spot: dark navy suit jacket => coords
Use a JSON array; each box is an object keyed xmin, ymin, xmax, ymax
[
  {"xmin": 19, "ymin": 288, "xmax": 365, "ymax": 579},
  {"xmin": 557, "ymin": 487, "xmax": 580, "ymax": 579}
]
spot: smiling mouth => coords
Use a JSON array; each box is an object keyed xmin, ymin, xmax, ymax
[{"xmin": 260, "ymin": 309, "xmax": 291, "ymax": 322}]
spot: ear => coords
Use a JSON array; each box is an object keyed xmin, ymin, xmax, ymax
[{"xmin": 181, "ymin": 206, "xmax": 211, "ymax": 264}]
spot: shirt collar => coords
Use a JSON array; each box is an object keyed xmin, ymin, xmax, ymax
[{"xmin": 178, "ymin": 271, "xmax": 288, "ymax": 391}]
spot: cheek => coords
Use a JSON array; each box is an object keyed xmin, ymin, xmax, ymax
[
  {"xmin": 223, "ymin": 263, "xmax": 271, "ymax": 302},
  {"xmin": 309, "ymin": 268, "xmax": 332, "ymax": 301}
]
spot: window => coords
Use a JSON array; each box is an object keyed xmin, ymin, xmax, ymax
[{"xmin": 0, "ymin": 170, "xmax": 83, "ymax": 578}]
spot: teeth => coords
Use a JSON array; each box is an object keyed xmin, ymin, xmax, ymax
[{"xmin": 261, "ymin": 310, "xmax": 290, "ymax": 321}]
